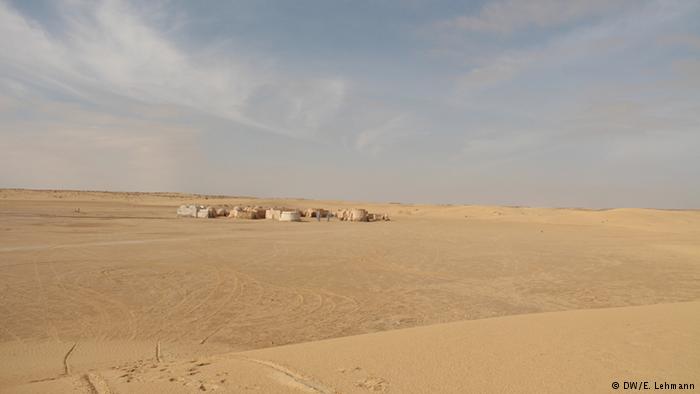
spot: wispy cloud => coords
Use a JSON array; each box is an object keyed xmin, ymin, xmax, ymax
[
  {"xmin": 355, "ymin": 115, "xmax": 409, "ymax": 154},
  {"xmin": 0, "ymin": 0, "xmax": 347, "ymax": 140},
  {"xmin": 446, "ymin": 0, "xmax": 630, "ymax": 34},
  {"xmin": 1, "ymin": 0, "xmax": 698, "ymax": 207},
  {"xmin": 453, "ymin": 1, "xmax": 697, "ymax": 94}
]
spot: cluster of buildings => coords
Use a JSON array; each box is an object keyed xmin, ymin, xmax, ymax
[{"xmin": 176, "ymin": 205, "xmax": 389, "ymax": 222}]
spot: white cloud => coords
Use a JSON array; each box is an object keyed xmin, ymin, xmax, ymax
[
  {"xmin": 242, "ymin": 78, "xmax": 347, "ymax": 139},
  {"xmin": 0, "ymin": 0, "xmax": 347, "ymax": 140},
  {"xmin": 456, "ymin": 54, "xmax": 526, "ymax": 90},
  {"xmin": 453, "ymin": 1, "xmax": 696, "ymax": 94}
]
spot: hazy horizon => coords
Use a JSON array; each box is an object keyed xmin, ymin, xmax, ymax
[
  {"xmin": 4, "ymin": 187, "xmax": 700, "ymax": 211},
  {"xmin": 1, "ymin": 0, "xmax": 699, "ymax": 208}
]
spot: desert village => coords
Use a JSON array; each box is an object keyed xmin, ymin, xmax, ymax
[{"xmin": 177, "ymin": 204, "xmax": 391, "ymax": 222}]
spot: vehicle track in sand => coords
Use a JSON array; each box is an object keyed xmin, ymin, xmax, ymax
[
  {"xmin": 238, "ymin": 357, "xmax": 337, "ymax": 394},
  {"xmin": 63, "ymin": 342, "xmax": 77, "ymax": 375}
]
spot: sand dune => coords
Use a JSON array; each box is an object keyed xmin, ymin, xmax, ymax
[
  {"xmin": 5, "ymin": 302, "xmax": 699, "ymax": 393},
  {"xmin": 1, "ymin": 189, "xmax": 698, "ymax": 392}
]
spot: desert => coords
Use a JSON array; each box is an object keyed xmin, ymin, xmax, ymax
[
  {"xmin": 0, "ymin": 188, "xmax": 698, "ymax": 393},
  {"xmin": 3, "ymin": 0, "xmax": 700, "ymax": 392}
]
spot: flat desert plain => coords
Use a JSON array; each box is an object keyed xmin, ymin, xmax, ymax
[{"xmin": 0, "ymin": 189, "xmax": 698, "ymax": 393}]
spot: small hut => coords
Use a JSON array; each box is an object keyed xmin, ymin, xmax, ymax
[{"xmin": 279, "ymin": 211, "xmax": 301, "ymax": 222}]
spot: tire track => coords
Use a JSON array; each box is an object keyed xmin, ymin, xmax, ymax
[
  {"xmin": 238, "ymin": 357, "xmax": 337, "ymax": 394},
  {"xmin": 155, "ymin": 340, "xmax": 162, "ymax": 363},
  {"xmin": 177, "ymin": 247, "xmax": 246, "ymax": 342},
  {"xmin": 160, "ymin": 263, "xmax": 227, "ymax": 341},
  {"xmin": 152, "ymin": 247, "xmax": 223, "ymax": 339},
  {"xmin": 30, "ymin": 247, "xmax": 62, "ymax": 342},
  {"xmin": 0, "ymin": 234, "xmax": 246, "ymax": 253},
  {"xmin": 63, "ymin": 342, "xmax": 77, "ymax": 375}
]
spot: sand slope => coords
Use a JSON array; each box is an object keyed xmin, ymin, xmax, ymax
[{"xmin": 6, "ymin": 301, "xmax": 699, "ymax": 393}]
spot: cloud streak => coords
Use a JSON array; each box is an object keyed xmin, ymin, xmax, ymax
[
  {"xmin": 0, "ymin": 0, "xmax": 347, "ymax": 140},
  {"xmin": 447, "ymin": 0, "xmax": 630, "ymax": 34}
]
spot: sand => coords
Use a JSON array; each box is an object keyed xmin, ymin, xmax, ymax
[{"xmin": 1, "ymin": 189, "xmax": 698, "ymax": 393}]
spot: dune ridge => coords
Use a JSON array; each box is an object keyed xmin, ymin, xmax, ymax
[{"xmin": 4, "ymin": 301, "xmax": 699, "ymax": 393}]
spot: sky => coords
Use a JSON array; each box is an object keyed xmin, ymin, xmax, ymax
[{"xmin": 1, "ymin": 0, "xmax": 699, "ymax": 208}]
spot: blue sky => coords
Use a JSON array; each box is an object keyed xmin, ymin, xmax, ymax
[{"xmin": 1, "ymin": 0, "xmax": 699, "ymax": 207}]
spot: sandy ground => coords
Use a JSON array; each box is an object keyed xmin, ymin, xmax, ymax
[{"xmin": 1, "ymin": 189, "xmax": 699, "ymax": 393}]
